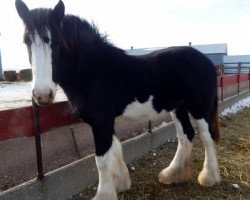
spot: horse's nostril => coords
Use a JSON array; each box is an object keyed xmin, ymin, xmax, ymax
[
  {"xmin": 32, "ymin": 90, "xmax": 38, "ymax": 100},
  {"xmin": 32, "ymin": 89, "xmax": 54, "ymax": 104},
  {"xmin": 49, "ymin": 89, "xmax": 53, "ymax": 100}
]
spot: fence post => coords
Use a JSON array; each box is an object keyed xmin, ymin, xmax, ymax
[
  {"xmin": 237, "ymin": 62, "xmax": 241, "ymax": 95},
  {"xmin": 32, "ymin": 98, "xmax": 44, "ymax": 180},
  {"xmin": 221, "ymin": 64, "xmax": 224, "ymax": 101},
  {"xmin": 148, "ymin": 120, "xmax": 152, "ymax": 134}
]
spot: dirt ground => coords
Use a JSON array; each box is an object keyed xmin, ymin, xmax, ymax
[{"xmin": 70, "ymin": 108, "xmax": 250, "ymax": 200}]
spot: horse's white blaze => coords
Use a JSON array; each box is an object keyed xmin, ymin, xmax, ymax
[
  {"xmin": 122, "ymin": 95, "xmax": 161, "ymax": 120},
  {"xmin": 95, "ymin": 136, "xmax": 130, "ymax": 199},
  {"xmin": 31, "ymin": 30, "xmax": 56, "ymax": 103},
  {"xmin": 196, "ymin": 118, "xmax": 220, "ymax": 186}
]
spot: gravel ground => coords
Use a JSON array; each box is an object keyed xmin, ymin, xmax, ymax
[{"xmin": 70, "ymin": 107, "xmax": 250, "ymax": 200}]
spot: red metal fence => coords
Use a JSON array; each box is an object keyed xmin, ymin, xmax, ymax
[
  {"xmin": 0, "ymin": 102, "xmax": 78, "ymax": 140},
  {"xmin": 0, "ymin": 73, "xmax": 250, "ymax": 141}
]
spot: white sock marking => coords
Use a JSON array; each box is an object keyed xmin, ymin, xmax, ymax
[
  {"xmin": 95, "ymin": 136, "xmax": 130, "ymax": 199},
  {"xmin": 196, "ymin": 118, "xmax": 220, "ymax": 185},
  {"xmin": 159, "ymin": 111, "xmax": 193, "ymax": 184},
  {"xmin": 170, "ymin": 111, "xmax": 193, "ymax": 169}
]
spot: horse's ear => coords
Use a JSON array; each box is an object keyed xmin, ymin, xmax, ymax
[
  {"xmin": 15, "ymin": 0, "xmax": 30, "ymax": 25},
  {"xmin": 52, "ymin": 0, "xmax": 65, "ymax": 23}
]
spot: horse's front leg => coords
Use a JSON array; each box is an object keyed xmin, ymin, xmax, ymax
[{"xmin": 91, "ymin": 117, "xmax": 131, "ymax": 200}]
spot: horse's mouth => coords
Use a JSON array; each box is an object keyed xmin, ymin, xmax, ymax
[{"xmin": 32, "ymin": 96, "xmax": 54, "ymax": 106}]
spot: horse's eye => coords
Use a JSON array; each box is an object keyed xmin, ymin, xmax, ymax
[
  {"xmin": 42, "ymin": 36, "xmax": 50, "ymax": 44},
  {"xmin": 51, "ymin": 39, "xmax": 60, "ymax": 47},
  {"xmin": 24, "ymin": 34, "xmax": 32, "ymax": 46}
]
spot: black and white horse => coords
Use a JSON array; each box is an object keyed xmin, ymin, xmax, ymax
[{"xmin": 16, "ymin": 0, "xmax": 221, "ymax": 199}]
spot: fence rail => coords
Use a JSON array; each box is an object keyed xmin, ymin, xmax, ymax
[
  {"xmin": 223, "ymin": 62, "xmax": 250, "ymax": 74},
  {"xmin": 217, "ymin": 64, "xmax": 250, "ymax": 100}
]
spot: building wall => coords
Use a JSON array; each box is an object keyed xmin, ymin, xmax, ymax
[{"xmin": 206, "ymin": 54, "xmax": 225, "ymax": 66}]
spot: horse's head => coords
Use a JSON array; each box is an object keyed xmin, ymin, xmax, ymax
[{"xmin": 15, "ymin": 0, "xmax": 65, "ymax": 105}]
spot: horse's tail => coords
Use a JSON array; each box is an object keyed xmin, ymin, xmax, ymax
[{"xmin": 210, "ymin": 93, "xmax": 220, "ymax": 144}]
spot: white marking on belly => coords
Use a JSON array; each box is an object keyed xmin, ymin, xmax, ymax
[{"xmin": 121, "ymin": 95, "xmax": 161, "ymax": 120}]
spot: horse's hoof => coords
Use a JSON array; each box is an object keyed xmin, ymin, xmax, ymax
[
  {"xmin": 158, "ymin": 165, "xmax": 191, "ymax": 184},
  {"xmin": 198, "ymin": 168, "xmax": 221, "ymax": 186},
  {"xmin": 114, "ymin": 175, "xmax": 131, "ymax": 192},
  {"xmin": 92, "ymin": 191, "xmax": 118, "ymax": 200},
  {"xmin": 113, "ymin": 163, "xmax": 131, "ymax": 192}
]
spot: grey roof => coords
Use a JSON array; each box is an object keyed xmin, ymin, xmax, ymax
[
  {"xmin": 126, "ymin": 47, "xmax": 164, "ymax": 56},
  {"xmin": 126, "ymin": 43, "xmax": 228, "ymax": 56},
  {"xmin": 192, "ymin": 43, "xmax": 227, "ymax": 55}
]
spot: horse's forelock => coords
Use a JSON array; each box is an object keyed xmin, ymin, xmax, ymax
[{"xmin": 27, "ymin": 8, "xmax": 51, "ymax": 39}]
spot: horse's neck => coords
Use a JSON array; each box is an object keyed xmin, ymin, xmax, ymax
[
  {"xmin": 58, "ymin": 36, "xmax": 129, "ymax": 85},
  {"xmin": 66, "ymin": 38, "xmax": 128, "ymax": 69},
  {"xmin": 61, "ymin": 16, "xmax": 128, "ymax": 68}
]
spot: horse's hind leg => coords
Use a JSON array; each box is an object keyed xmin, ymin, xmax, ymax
[
  {"xmin": 159, "ymin": 105, "xmax": 194, "ymax": 184},
  {"xmin": 92, "ymin": 118, "xmax": 131, "ymax": 200},
  {"xmin": 195, "ymin": 118, "xmax": 220, "ymax": 186}
]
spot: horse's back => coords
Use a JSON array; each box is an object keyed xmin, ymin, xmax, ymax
[
  {"xmin": 143, "ymin": 46, "xmax": 217, "ymax": 114},
  {"xmin": 145, "ymin": 46, "xmax": 216, "ymax": 79}
]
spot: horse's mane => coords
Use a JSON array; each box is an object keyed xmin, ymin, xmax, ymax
[
  {"xmin": 28, "ymin": 8, "xmax": 114, "ymax": 53},
  {"xmin": 59, "ymin": 13, "xmax": 126, "ymax": 63},
  {"xmin": 61, "ymin": 14, "xmax": 107, "ymax": 51}
]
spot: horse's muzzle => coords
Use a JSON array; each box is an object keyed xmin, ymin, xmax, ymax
[{"xmin": 32, "ymin": 89, "xmax": 54, "ymax": 106}]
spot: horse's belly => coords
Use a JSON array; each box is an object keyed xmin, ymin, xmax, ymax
[{"xmin": 120, "ymin": 95, "xmax": 162, "ymax": 121}]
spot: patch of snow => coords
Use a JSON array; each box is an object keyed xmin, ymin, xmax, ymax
[
  {"xmin": 220, "ymin": 96, "xmax": 250, "ymax": 117},
  {"xmin": 156, "ymin": 121, "xmax": 172, "ymax": 129},
  {"xmin": 0, "ymin": 82, "xmax": 67, "ymax": 110}
]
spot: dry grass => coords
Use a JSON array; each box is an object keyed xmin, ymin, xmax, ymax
[{"xmin": 71, "ymin": 108, "xmax": 250, "ymax": 200}]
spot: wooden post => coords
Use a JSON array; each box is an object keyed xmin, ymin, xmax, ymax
[
  {"xmin": 148, "ymin": 120, "xmax": 152, "ymax": 134},
  {"xmin": 32, "ymin": 98, "xmax": 44, "ymax": 180}
]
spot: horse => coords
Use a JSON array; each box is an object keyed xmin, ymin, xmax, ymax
[{"xmin": 15, "ymin": 0, "xmax": 221, "ymax": 199}]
